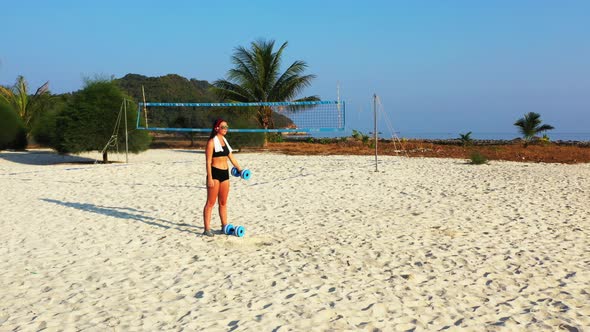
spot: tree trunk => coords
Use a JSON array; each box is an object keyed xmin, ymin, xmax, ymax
[
  {"xmin": 262, "ymin": 106, "xmax": 272, "ymax": 148},
  {"xmin": 103, "ymin": 151, "xmax": 108, "ymax": 163}
]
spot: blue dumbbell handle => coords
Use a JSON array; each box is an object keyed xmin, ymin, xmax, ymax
[{"xmin": 232, "ymin": 167, "xmax": 251, "ymax": 180}]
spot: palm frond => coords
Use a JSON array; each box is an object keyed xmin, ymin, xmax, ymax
[
  {"xmin": 537, "ymin": 124, "xmax": 555, "ymax": 131},
  {"xmin": 514, "ymin": 112, "xmax": 554, "ymax": 142},
  {"xmin": 214, "ymin": 39, "xmax": 317, "ymax": 128}
]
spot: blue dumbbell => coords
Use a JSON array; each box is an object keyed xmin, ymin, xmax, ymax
[
  {"xmin": 222, "ymin": 224, "xmax": 245, "ymax": 237},
  {"xmin": 223, "ymin": 224, "xmax": 235, "ymax": 235},
  {"xmin": 233, "ymin": 225, "xmax": 245, "ymax": 237},
  {"xmin": 231, "ymin": 167, "xmax": 251, "ymax": 180}
]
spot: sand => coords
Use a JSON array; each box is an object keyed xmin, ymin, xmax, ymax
[{"xmin": 0, "ymin": 149, "xmax": 588, "ymax": 331}]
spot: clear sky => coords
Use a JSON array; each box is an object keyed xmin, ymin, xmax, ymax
[{"xmin": 2, "ymin": 0, "xmax": 589, "ymax": 137}]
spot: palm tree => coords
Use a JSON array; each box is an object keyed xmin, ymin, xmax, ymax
[
  {"xmin": 0, "ymin": 76, "xmax": 49, "ymax": 136},
  {"xmin": 212, "ymin": 39, "xmax": 319, "ymax": 131},
  {"xmin": 514, "ymin": 112, "xmax": 554, "ymax": 146},
  {"xmin": 458, "ymin": 131, "xmax": 473, "ymax": 146}
]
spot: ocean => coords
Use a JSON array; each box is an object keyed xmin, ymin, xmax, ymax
[{"xmin": 309, "ymin": 131, "xmax": 590, "ymax": 142}]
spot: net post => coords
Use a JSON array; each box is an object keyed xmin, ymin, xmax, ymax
[
  {"xmin": 142, "ymin": 85, "xmax": 148, "ymax": 128},
  {"xmin": 374, "ymin": 94, "xmax": 378, "ymax": 172},
  {"xmin": 124, "ymin": 99, "xmax": 129, "ymax": 163}
]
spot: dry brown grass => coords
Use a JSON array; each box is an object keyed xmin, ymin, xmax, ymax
[
  {"xmin": 262, "ymin": 141, "xmax": 590, "ymax": 164},
  {"xmin": 149, "ymin": 136, "xmax": 590, "ymax": 164}
]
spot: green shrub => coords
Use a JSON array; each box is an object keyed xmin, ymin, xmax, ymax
[
  {"xmin": 227, "ymin": 132, "xmax": 265, "ymax": 149},
  {"xmin": 352, "ymin": 129, "xmax": 362, "ymax": 140},
  {"xmin": 54, "ymin": 80, "xmax": 151, "ymax": 161},
  {"xmin": 31, "ymin": 97, "xmax": 68, "ymax": 147},
  {"xmin": 0, "ymin": 101, "xmax": 27, "ymax": 150},
  {"xmin": 361, "ymin": 134, "xmax": 369, "ymax": 145},
  {"xmin": 267, "ymin": 132, "xmax": 284, "ymax": 143},
  {"xmin": 469, "ymin": 151, "xmax": 488, "ymax": 165},
  {"xmin": 539, "ymin": 134, "xmax": 551, "ymax": 146}
]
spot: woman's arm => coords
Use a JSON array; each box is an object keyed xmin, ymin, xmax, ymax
[
  {"xmin": 205, "ymin": 139, "xmax": 214, "ymax": 186},
  {"xmin": 228, "ymin": 152, "xmax": 241, "ymax": 172}
]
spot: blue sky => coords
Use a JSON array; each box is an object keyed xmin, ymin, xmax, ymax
[{"xmin": 2, "ymin": 0, "xmax": 589, "ymax": 137}]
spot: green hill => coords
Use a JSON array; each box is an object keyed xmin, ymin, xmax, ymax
[
  {"xmin": 115, "ymin": 73, "xmax": 218, "ymax": 103},
  {"xmin": 114, "ymin": 73, "xmax": 295, "ymax": 131}
]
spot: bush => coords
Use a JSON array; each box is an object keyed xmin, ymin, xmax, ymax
[
  {"xmin": 361, "ymin": 135, "xmax": 370, "ymax": 145},
  {"xmin": 469, "ymin": 151, "xmax": 488, "ymax": 165},
  {"xmin": 31, "ymin": 95, "xmax": 69, "ymax": 147},
  {"xmin": 538, "ymin": 134, "xmax": 551, "ymax": 146},
  {"xmin": 267, "ymin": 132, "xmax": 284, "ymax": 143},
  {"xmin": 53, "ymin": 80, "xmax": 151, "ymax": 161},
  {"xmin": 352, "ymin": 129, "xmax": 363, "ymax": 140},
  {"xmin": 0, "ymin": 102, "xmax": 27, "ymax": 150},
  {"xmin": 226, "ymin": 132, "xmax": 265, "ymax": 149}
]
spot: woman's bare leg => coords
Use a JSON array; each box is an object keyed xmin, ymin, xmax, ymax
[
  {"xmin": 203, "ymin": 180, "xmax": 220, "ymax": 231},
  {"xmin": 218, "ymin": 180, "xmax": 230, "ymax": 229}
]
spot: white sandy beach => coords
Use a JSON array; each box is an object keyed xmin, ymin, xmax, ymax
[{"xmin": 0, "ymin": 149, "xmax": 588, "ymax": 331}]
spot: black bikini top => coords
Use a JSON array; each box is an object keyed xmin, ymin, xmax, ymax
[{"xmin": 212, "ymin": 145, "xmax": 230, "ymax": 158}]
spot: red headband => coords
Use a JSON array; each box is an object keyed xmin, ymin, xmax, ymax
[{"xmin": 213, "ymin": 119, "xmax": 225, "ymax": 130}]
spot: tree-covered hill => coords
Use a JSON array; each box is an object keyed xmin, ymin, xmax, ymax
[
  {"xmin": 113, "ymin": 73, "xmax": 295, "ymax": 133},
  {"xmin": 115, "ymin": 73, "xmax": 218, "ymax": 103}
]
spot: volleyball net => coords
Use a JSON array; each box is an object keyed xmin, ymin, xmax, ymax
[{"xmin": 135, "ymin": 101, "xmax": 345, "ymax": 133}]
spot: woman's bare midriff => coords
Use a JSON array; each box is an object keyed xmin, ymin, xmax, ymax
[{"xmin": 211, "ymin": 156, "xmax": 228, "ymax": 170}]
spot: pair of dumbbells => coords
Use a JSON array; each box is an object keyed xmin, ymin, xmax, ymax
[
  {"xmin": 223, "ymin": 224, "xmax": 245, "ymax": 237},
  {"xmin": 231, "ymin": 167, "xmax": 251, "ymax": 180}
]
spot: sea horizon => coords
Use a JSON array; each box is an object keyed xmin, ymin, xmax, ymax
[{"xmin": 310, "ymin": 131, "xmax": 590, "ymax": 142}]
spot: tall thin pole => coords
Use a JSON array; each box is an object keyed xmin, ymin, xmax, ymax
[
  {"xmin": 142, "ymin": 85, "xmax": 148, "ymax": 128},
  {"xmin": 124, "ymin": 99, "xmax": 129, "ymax": 163},
  {"xmin": 374, "ymin": 94, "xmax": 378, "ymax": 172},
  {"xmin": 337, "ymin": 82, "xmax": 341, "ymax": 128}
]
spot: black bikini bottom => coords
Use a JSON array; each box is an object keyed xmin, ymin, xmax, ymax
[{"xmin": 211, "ymin": 166, "xmax": 229, "ymax": 182}]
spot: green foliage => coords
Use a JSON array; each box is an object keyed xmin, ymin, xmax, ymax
[
  {"xmin": 351, "ymin": 129, "xmax": 362, "ymax": 140},
  {"xmin": 369, "ymin": 140, "xmax": 375, "ymax": 149},
  {"xmin": 0, "ymin": 101, "xmax": 27, "ymax": 150},
  {"xmin": 116, "ymin": 74, "xmax": 218, "ymax": 140},
  {"xmin": 459, "ymin": 131, "xmax": 473, "ymax": 146},
  {"xmin": 0, "ymin": 76, "xmax": 50, "ymax": 136},
  {"xmin": 203, "ymin": 107, "xmax": 266, "ymax": 147},
  {"xmin": 31, "ymin": 94, "xmax": 70, "ymax": 147},
  {"xmin": 351, "ymin": 129, "xmax": 370, "ymax": 145},
  {"xmin": 115, "ymin": 74, "xmax": 280, "ymax": 147},
  {"xmin": 514, "ymin": 112, "xmax": 554, "ymax": 145},
  {"xmin": 538, "ymin": 133, "xmax": 551, "ymax": 146},
  {"xmin": 469, "ymin": 151, "xmax": 489, "ymax": 165},
  {"xmin": 361, "ymin": 134, "xmax": 370, "ymax": 145},
  {"xmin": 115, "ymin": 74, "xmax": 217, "ymax": 103},
  {"xmin": 53, "ymin": 80, "xmax": 151, "ymax": 157},
  {"xmin": 226, "ymin": 132, "xmax": 265, "ymax": 149},
  {"xmin": 267, "ymin": 133, "xmax": 284, "ymax": 143},
  {"xmin": 212, "ymin": 39, "xmax": 319, "ymax": 131}
]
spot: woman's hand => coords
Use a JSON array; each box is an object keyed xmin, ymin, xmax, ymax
[{"xmin": 207, "ymin": 178, "xmax": 214, "ymax": 187}]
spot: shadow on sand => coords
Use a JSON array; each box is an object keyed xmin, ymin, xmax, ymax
[
  {"xmin": 41, "ymin": 198, "xmax": 203, "ymax": 235},
  {"xmin": 0, "ymin": 150, "xmax": 97, "ymax": 166},
  {"xmin": 170, "ymin": 149, "xmax": 205, "ymax": 154}
]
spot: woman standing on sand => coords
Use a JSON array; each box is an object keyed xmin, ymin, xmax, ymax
[{"xmin": 202, "ymin": 119, "xmax": 243, "ymax": 237}]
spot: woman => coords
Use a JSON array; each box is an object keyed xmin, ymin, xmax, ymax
[{"xmin": 202, "ymin": 119, "xmax": 243, "ymax": 237}]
